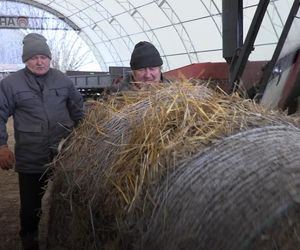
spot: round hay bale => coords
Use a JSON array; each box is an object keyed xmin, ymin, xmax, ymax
[
  {"xmin": 46, "ymin": 83, "xmax": 300, "ymax": 249},
  {"xmin": 140, "ymin": 125, "xmax": 300, "ymax": 250},
  {"xmin": 47, "ymin": 83, "xmax": 212, "ymax": 249}
]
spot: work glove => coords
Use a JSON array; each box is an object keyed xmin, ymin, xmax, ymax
[{"xmin": 0, "ymin": 145, "xmax": 15, "ymax": 170}]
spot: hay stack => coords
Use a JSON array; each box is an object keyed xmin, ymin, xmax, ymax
[{"xmin": 47, "ymin": 82, "xmax": 300, "ymax": 249}]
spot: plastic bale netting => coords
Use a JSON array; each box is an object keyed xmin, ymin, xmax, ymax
[
  {"xmin": 47, "ymin": 83, "xmax": 211, "ymax": 249},
  {"xmin": 139, "ymin": 125, "xmax": 300, "ymax": 250},
  {"xmin": 46, "ymin": 82, "xmax": 300, "ymax": 249}
]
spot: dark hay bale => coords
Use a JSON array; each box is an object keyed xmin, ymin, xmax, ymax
[{"xmin": 140, "ymin": 126, "xmax": 300, "ymax": 250}]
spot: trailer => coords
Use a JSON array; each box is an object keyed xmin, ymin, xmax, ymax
[{"xmin": 66, "ymin": 66, "xmax": 131, "ymax": 99}]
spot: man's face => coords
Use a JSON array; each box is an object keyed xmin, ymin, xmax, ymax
[
  {"xmin": 132, "ymin": 66, "xmax": 161, "ymax": 83},
  {"xmin": 25, "ymin": 55, "xmax": 50, "ymax": 76}
]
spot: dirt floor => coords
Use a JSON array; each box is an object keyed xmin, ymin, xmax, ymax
[{"xmin": 0, "ymin": 118, "xmax": 48, "ymax": 250}]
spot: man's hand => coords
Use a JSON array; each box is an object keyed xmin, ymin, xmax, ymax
[{"xmin": 0, "ymin": 145, "xmax": 15, "ymax": 170}]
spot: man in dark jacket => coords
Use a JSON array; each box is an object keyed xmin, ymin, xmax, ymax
[
  {"xmin": 111, "ymin": 41, "xmax": 168, "ymax": 92},
  {"xmin": 0, "ymin": 33, "xmax": 84, "ymax": 249}
]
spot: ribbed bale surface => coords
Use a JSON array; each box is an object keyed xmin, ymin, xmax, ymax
[
  {"xmin": 140, "ymin": 126, "xmax": 300, "ymax": 250},
  {"xmin": 47, "ymin": 84, "xmax": 212, "ymax": 249},
  {"xmin": 46, "ymin": 83, "xmax": 300, "ymax": 250}
]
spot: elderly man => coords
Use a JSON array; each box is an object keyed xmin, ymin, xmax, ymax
[
  {"xmin": 0, "ymin": 33, "xmax": 84, "ymax": 249},
  {"xmin": 112, "ymin": 41, "xmax": 167, "ymax": 92}
]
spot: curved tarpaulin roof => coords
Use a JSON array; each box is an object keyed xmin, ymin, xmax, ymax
[{"xmin": 3, "ymin": 0, "xmax": 295, "ymax": 71}]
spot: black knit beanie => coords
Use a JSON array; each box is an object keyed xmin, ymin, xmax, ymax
[
  {"xmin": 130, "ymin": 41, "xmax": 163, "ymax": 70},
  {"xmin": 22, "ymin": 33, "xmax": 52, "ymax": 62}
]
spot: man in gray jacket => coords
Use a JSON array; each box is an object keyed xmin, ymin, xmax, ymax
[{"xmin": 0, "ymin": 33, "xmax": 84, "ymax": 249}]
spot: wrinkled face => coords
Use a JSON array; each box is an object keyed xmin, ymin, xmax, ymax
[
  {"xmin": 132, "ymin": 66, "xmax": 161, "ymax": 83},
  {"xmin": 25, "ymin": 55, "xmax": 51, "ymax": 76}
]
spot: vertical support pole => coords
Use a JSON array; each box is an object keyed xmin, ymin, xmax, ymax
[
  {"xmin": 222, "ymin": 0, "xmax": 243, "ymax": 64},
  {"xmin": 228, "ymin": 0, "xmax": 270, "ymax": 93}
]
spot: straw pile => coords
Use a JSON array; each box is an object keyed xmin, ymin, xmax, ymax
[{"xmin": 46, "ymin": 81, "xmax": 300, "ymax": 250}]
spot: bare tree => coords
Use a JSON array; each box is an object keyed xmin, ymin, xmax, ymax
[
  {"xmin": 4, "ymin": 1, "xmax": 98, "ymax": 72},
  {"xmin": 42, "ymin": 29, "xmax": 94, "ymax": 72},
  {"xmin": 0, "ymin": 30, "xmax": 23, "ymax": 64},
  {"xmin": 25, "ymin": 9, "xmax": 95, "ymax": 72}
]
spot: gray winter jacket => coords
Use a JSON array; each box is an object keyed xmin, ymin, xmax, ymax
[{"xmin": 0, "ymin": 68, "xmax": 84, "ymax": 173}]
